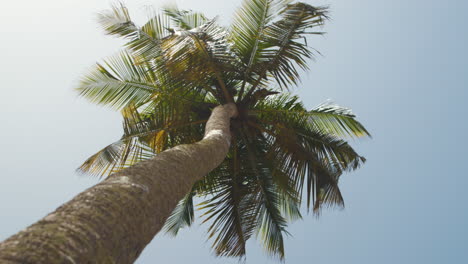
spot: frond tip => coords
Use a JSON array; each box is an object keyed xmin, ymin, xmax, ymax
[
  {"xmin": 97, "ymin": 3, "xmax": 136, "ymax": 38},
  {"xmin": 310, "ymin": 101, "xmax": 371, "ymax": 138},
  {"xmin": 163, "ymin": 190, "xmax": 195, "ymax": 235}
]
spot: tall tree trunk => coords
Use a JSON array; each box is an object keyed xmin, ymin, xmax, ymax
[{"xmin": 0, "ymin": 103, "xmax": 237, "ymax": 264}]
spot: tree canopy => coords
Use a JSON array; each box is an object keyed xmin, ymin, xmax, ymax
[{"xmin": 76, "ymin": 0, "xmax": 370, "ymax": 259}]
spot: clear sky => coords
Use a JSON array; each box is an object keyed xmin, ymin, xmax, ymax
[{"xmin": 0, "ymin": 0, "xmax": 467, "ymax": 263}]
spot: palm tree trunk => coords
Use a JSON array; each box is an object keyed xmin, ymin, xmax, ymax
[{"xmin": 0, "ymin": 103, "xmax": 237, "ymax": 264}]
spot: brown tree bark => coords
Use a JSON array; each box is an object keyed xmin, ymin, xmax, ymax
[{"xmin": 0, "ymin": 103, "xmax": 237, "ymax": 264}]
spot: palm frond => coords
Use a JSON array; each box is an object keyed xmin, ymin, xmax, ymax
[
  {"xmin": 198, "ymin": 159, "xmax": 256, "ymax": 258},
  {"xmin": 163, "ymin": 5, "xmax": 209, "ymax": 30},
  {"xmin": 78, "ymin": 96, "xmax": 209, "ymax": 177},
  {"xmin": 77, "ymin": 141, "xmax": 125, "ymax": 177},
  {"xmin": 97, "ymin": 4, "xmax": 166, "ymax": 61},
  {"xmin": 311, "ymin": 166, "xmax": 344, "ymax": 214},
  {"xmin": 163, "ymin": 189, "xmax": 196, "ymax": 236},
  {"xmin": 254, "ymin": 94, "xmax": 371, "ymax": 139},
  {"xmin": 97, "ymin": 3, "xmax": 138, "ymax": 39},
  {"xmin": 256, "ymin": 186, "xmax": 287, "ymax": 259},
  {"xmin": 271, "ymin": 168, "xmax": 302, "ymax": 221},
  {"xmin": 244, "ymin": 139, "xmax": 288, "ymax": 259},
  {"xmin": 158, "ymin": 18, "xmax": 237, "ymax": 103},
  {"xmin": 252, "ymin": 94, "xmax": 367, "ymax": 212},
  {"xmin": 258, "ymin": 3, "xmax": 328, "ymax": 88},
  {"xmin": 77, "ymin": 136, "xmax": 155, "ymax": 178},
  {"xmin": 141, "ymin": 10, "xmax": 172, "ymax": 40},
  {"xmin": 230, "ymin": 0, "xmax": 290, "ymax": 66},
  {"xmin": 195, "ymin": 132, "xmax": 300, "ymax": 259},
  {"xmin": 309, "ymin": 101, "xmax": 371, "ymax": 138},
  {"xmin": 76, "ymin": 50, "xmax": 158, "ymax": 110},
  {"xmin": 196, "ymin": 137, "xmax": 279, "ymax": 259},
  {"xmin": 77, "ymin": 105, "xmax": 156, "ymax": 177}
]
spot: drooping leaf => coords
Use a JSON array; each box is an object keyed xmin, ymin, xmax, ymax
[
  {"xmin": 163, "ymin": 189, "xmax": 196, "ymax": 236},
  {"xmin": 253, "ymin": 94, "xmax": 368, "ymax": 211},
  {"xmin": 78, "ymin": 97, "xmax": 209, "ymax": 177}
]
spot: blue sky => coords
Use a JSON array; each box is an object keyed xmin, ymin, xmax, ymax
[{"xmin": 0, "ymin": 0, "xmax": 467, "ymax": 263}]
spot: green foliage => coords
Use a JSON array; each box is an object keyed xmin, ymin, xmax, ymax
[{"xmin": 76, "ymin": 1, "xmax": 370, "ymax": 260}]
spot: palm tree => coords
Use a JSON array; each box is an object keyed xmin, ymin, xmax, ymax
[{"xmin": 0, "ymin": 1, "xmax": 370, "ymax": 263}]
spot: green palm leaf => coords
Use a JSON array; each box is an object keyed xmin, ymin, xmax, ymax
[
  {"xmin": 158, "ymin": 18, "xmax": 237, "ymax": 103},
  {"xmin": 254, "ymin": 94, "xmax": 371, "ymax": 139},
  {"xmin": 163, "ymin": 188, "xmax": 196, "ymax": 236},
  {"xmin": 192, "ymin": 138, "xmax": 258, "ymax": 258},
  {"xmin": 259, "ymin": 3, "xmax": 328, "ymax": 88},
  {"xmin": 230, "ymin": 0, "xmax": 291, "ymax": 98},
  {"xmin": 97, "ymin": 3, "xmax": 137, "ymax": 39},
  {"xmin": 78, "ymin": 97, "xmax": 208, "ymax": 177},
  {"xmin": 252, "ymin": 94, "xmax": 368, "ymax": 211},
  {"xmin": 76, "ymin": 50, "xmax": 158, "ymax": 110},
  {"xmin": 77, "ymin": 136, "xmax": 154, "ymax": 178},
  {"xmin": 244, "ymin": 139, "xmax": 288, "ymax": 259},
  {"xmin": 97, "ymin": 4, "xmax": 164, "ymax": 60},
  {"xmin": 198, "ymin": 158, "xmax": 255, "ymax": 258},
  {"xmin": 229, "ymin": 0, "xmax": 290, "ymax": 66},
  {"xmin": 309, "ymin": 101, "xmax": 371, "ymax": 138},
  {"xmin": 163, "ymin": 5, "xmax": 209, "ymax": 30}
]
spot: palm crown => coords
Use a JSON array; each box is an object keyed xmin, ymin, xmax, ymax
[{"xmin": 76, "ymin": 0, "xmax": 370, "ymax": 259}]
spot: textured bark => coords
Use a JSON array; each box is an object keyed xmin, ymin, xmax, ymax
[{"xmin": 0, "ymin": 103, "xmax": 237, "ymax": 264}]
